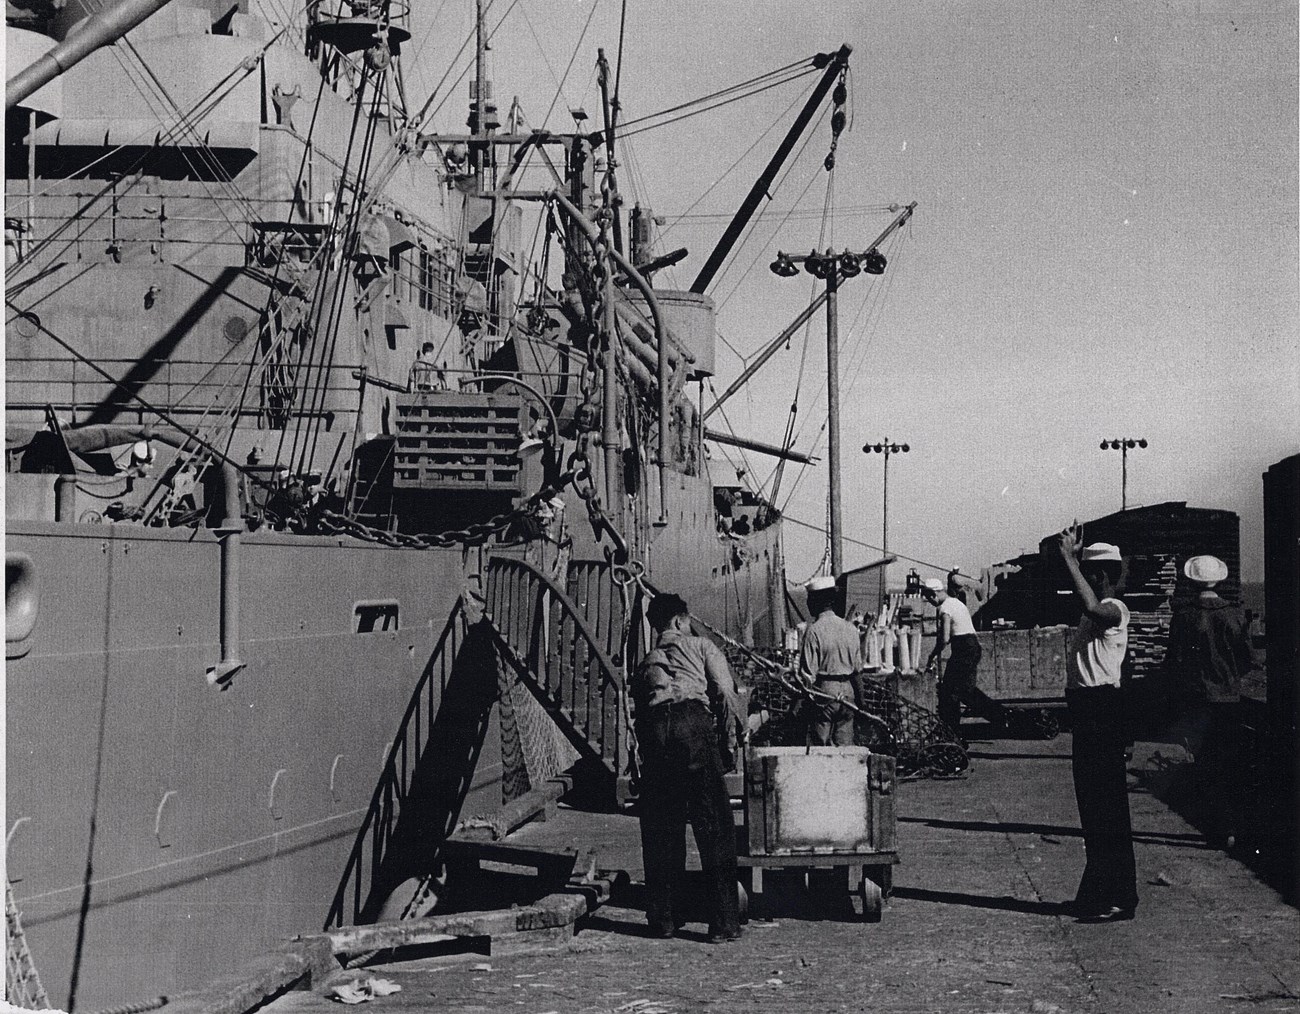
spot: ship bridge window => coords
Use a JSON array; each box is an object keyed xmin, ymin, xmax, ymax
[
  {"xmin": 417, "ymin": 245, "xmax": 435, "ymax": 311},
  {"xmin": 354, "ymin": 600, "xmax": 399, "ymax": 633},
  {"xmin": 409, "ymin": 242, "xmax": 454, "ymax": 315}
]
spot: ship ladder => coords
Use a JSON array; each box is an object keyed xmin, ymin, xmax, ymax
[
  {"xmin": 6, "ymin": 879, "xmax": 49, "ymax": 1009},
  {"xmin": 485, "ymin": 556, "xmax": 634, "ymax": 804}
]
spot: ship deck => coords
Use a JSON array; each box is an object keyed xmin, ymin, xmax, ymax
[{"xmin": 258, "ymin": 729, "xmax": 1298, "ymax": 1014}]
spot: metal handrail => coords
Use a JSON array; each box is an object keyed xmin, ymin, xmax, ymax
[
  {"xmin": 324, "ymin": 596, "xmax": 465, "ymax": 930},
  {"xmin": 485, "ymin": 556, "xmax": 623, "ymax": 692},
  {"xmin": 484, "ymin": 555, "xmax": 630, "ymax": 786}
]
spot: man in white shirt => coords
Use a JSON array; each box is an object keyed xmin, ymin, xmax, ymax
[
  {"xmin": 1057, "ymin": 526, "xmax": 1138, "ymax": 923},
  {"xmin": 922, "ymin": 578, "xmax": 1008, "ymax": 742}
]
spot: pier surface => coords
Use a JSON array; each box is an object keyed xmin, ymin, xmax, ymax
[{"xmin": 267, "ymin": 733, "xmax": 1298, "ymax": 1014}]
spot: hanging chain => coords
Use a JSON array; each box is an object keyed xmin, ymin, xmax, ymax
[
  {"xmin": 312, "ymin": 470, "xmax": 573, "ymax": 549},
  {"xmin": 554, "ymin": 175, "xmax": 630, "ymax": 561}
]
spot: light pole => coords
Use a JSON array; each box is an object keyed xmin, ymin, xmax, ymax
[
  {"xmin": 862, "ymin": 439, "xmax": 909, "ymax": 602},
  {"xmin": 769, "ymin": 202, "xmax": 916, "ymax": 576},
  {"xmin": 1100, "ymin": 437, "xmax": 1148, "ymax": 511}
]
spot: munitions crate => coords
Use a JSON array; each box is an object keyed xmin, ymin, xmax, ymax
[
  {"xmin": 739, "ymin": 746, "xmax": 897, "ymax": 923},
  {"xmin": 745, "ymin": 746, "xmax": 895, "ymax": 856},
  {"xmin": 393, "ymin": 392, "xmax": 525, "ymax": 492}
]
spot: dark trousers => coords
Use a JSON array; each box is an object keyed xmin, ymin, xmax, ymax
[
  {"xmin": 938, "ymin": 635, "xmax": 1005, "ymax": 734},
  {"xmin": 636, "ymin": 700, "xmax": 740, "ymax": 934},
  {"xmin": 1162, "ymin": 699, "xmax": 1242, "ymax": 844},
  {"xmin": 1067, "ymin": 686, "xmax": 1139, "ymax": 914},
  {"xmin": 812, "ymin": 676, "xmax": 856, "ymax": 745}
]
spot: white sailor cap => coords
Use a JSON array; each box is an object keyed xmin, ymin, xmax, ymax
[
  {"xmin": 805, "ymin": 575, "xmax": 836, "ymax": 593},
  {"xmin": 1184, "ymin": 554, "xmax": 1228, "ymax": 585}
]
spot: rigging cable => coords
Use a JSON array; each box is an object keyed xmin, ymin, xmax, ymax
[
  {"xmin": 658, "ymin": 83, "xmax": 809, "ymax": 242},
  {"xmin": 611, "ymin": 58, "xmax": 814, "ymax": 134},
  {"xmin": 614, "ymin": 67, "xmax": 819, "ymax": 142},
  {"xmin": 8, "ymin": 45, "xmax": 275, "ymax": 279},
  {"xmin": 276, "ymin": 62, "xmax": 376, "ymax": 470},
  {"xmin": 711, "ymin": 101, "xmax": 832, "ymax": 311},
  {"xmin": 299, "ymin": 71, "xmax": 388, "ymax": 474},
  {"xmin": 783, "ymin": 515, "xmax": 959, "ymax": 575},
  {"xmin": 538, "ymin": 0, "xmax": 601, "ymax": 129}
]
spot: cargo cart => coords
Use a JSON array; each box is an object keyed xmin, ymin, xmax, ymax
[{"xmin": 737, "ymin": 745, "xmax": 898, "ymax": 923}]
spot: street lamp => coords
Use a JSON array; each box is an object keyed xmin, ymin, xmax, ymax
[
  {"xmin": 768, "ymin": 202, "xmax": 917, "ymax": 576},
  {"xmin": 1100, "ymin": 437, "xmax": 1148, "ymax": 511},
  {"xmin": 862, "ymin": 439, "xmax": 910, "ymax": 603}
]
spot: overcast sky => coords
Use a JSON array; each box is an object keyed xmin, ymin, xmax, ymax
[{"xmin": 408, "ymin": 0, "xmax": 1298, "ymax": 582}]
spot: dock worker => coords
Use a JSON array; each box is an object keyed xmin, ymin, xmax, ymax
[
  {"xmin": 631, "ymin": 592, "xmax": 743, "ymax": 943},
  {"xmin": 800, "ymin": 575, "xmax": 863, "ymax": 746},
  {"xmin": 1056, "ymin": 527, "xmax": 1138, "ymax": 923},
  {"xmin": 922, "ymin": 577, "xmax": 1009, "ymax": 742},
  {"xmin": 1164, "ymin": 554, "xmax": 1253, "ymax": 849}
]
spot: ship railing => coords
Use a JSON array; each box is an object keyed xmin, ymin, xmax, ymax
[
  {"xmin": 324, "ymin": 596, "xmax": 466, "ymax": 930},
  {"xmin": 6, "ymin": 358, "xmax": 363, "ymax": 426},
  {"xmin": 485, "ymin": 556, "xmax": 630, "ymax": 785}
]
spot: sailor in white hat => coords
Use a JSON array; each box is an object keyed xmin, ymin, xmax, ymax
[
  {"xmin": 920, "ymin": 576, "xmax": 1009, "ymax": 741},
  {"xmin": 1164, "ymin": 553, "xmax": 1253, "ymax": 850},
  {"xmin": 799, "ymin": 575, "xmax": 863, "ymax": 745},
  {"xmin": 1055, "ymin": 522, "xmax": 1137, "ymax": 922}
]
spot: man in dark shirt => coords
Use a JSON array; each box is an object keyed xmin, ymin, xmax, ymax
[
  {"xmin": 1164, "ymin": 554, "xmax": 1253, "ymax": 848},
  {"xmin": 631, "ymin": 593, "xmax": 743, "ymax": 943}
]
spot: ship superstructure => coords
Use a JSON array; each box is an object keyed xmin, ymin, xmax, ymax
[{"xmin": 4, "ymin": 1, "xmax": 804, "ymax": 1007}]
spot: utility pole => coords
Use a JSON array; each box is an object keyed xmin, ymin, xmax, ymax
[
  {"xmin": 1100, "ymin": 437, "xmax": 1148, "ymax": 510},
  {"xmin": 768, "ymin": 203, "xmax": 916, "ymax": 577},
  {"xmin": 862, "ymin": 439, "xmax": 910, "ymax": 603},
  {"xmin": 825, "ymin": 268, "xmax": 842, "ymax": 576}
]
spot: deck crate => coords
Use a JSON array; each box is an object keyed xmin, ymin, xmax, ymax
[{"xmin": 745, "ymin": 746, "xmax": 895, "ymax": 856}]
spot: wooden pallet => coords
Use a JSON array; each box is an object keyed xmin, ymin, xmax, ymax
[{"xmin": 393, "ymin": 392, "xmax": 525, "ymax": 492}]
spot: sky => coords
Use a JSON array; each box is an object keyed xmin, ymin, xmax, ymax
[{"xmin": 405, "ymin": 0, "xmax": 1299, "ymax": 583}]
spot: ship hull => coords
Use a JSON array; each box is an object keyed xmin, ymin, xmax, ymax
[
  {"xmin": 8, "ymin": 508, "xmax": 783, "ymax": 1010},
  {"xmin": 7, "ymin": 522, "xmax": 479, "ymax": 1010}
]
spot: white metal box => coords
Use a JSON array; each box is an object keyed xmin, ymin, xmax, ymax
[{"xmin": 745, "ymin": 746, "xmax": 895, "ymax": 856}]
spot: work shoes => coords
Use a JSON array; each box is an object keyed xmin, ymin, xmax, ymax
[{"xmin": 707, "ymin": 926, "xmax": 744, "ymax": 943}]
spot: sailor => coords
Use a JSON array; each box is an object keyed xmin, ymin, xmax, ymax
[
  {"xmin": 1164, "ymin": 554, "xmax": 1253, "ymax": 848},
  {"xmin": 631, "ymin": 593, "xmax": 743, "ymax": 943},
  {"xmin": 799, "ymin": 575, "xmax": 863, "ymax": 746},
  {"xmin": 1056, "ymin": 528, "xmax": 1138, "ymax": 922},
  {"xmin": 922, "ymin": 577, "xmax": 1009, "ymax": 741},
  {"xmin": 408, "ymin": 341, "xmax": 439, "ymax": 392}
]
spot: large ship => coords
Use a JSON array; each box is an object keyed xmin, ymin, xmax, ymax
[{"xmin": 0, "ymin": 1, "xmax": 842, "ymax": 1008}]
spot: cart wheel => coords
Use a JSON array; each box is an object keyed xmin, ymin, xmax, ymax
[
  {"xmin": 1034, "ymin": 709, "xmax": 1061, "ymax": 741},
  {"xmin": 859, "ymin": 877, "xmax": 883, "ymax": 923}
]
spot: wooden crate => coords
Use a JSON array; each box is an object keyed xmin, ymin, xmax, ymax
[
  {"xmin": 393, "ymin": 392, "xmax": 525, "ymax": 492},
  {"xmin": 976, "ymin": 626, "xmax": 1069, "ymax": 702}
]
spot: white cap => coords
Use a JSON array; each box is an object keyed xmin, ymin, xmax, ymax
[
  {"xmin": 1081, "ymin": 542, "xmax": 1122, "ymax": 563},
  {"xmin": 922, "ymin": 578, "xmax": 944, "ymax": 593},
  {"xmin": 1184, "ymin": 555, "xmax": 1228, "ymax": 585},
  {"xmin": 805, "ymin": 575, "xmax": 836, "ymax": 593}
]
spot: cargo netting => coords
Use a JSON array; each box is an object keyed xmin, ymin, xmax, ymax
[{"xmin": 693, "ymin": 616, "xmax": 969, "ymax": 779}]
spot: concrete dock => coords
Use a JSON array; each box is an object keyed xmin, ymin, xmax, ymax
[{"xmin": 264, "ymin": 731, "xmax": 1298, "ymax": 1014}]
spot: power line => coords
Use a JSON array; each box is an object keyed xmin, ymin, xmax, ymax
[{"xmin": 782, "ymin": 515, "xmax": 956, "ymax": 575}]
